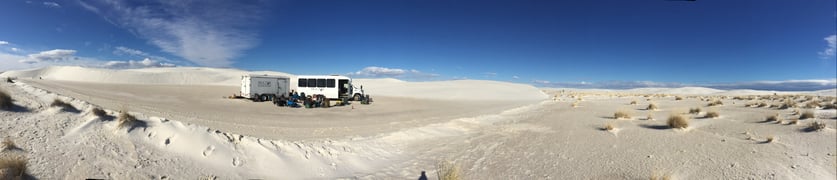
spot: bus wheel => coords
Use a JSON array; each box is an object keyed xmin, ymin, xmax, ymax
[{"xmin": 353, "ymin": 94, "xmax": 361, "ymax": 101}]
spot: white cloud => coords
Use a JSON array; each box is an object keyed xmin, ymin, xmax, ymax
[
  {"xmin": 347, "ymin": 66, "xmax": 439, "ymax": 79},
  {"xmin": 819, "ymin": 35, "xmax": 836, "ymax": 59},
  {"xmin": 113, "ymin": 46, "xmax": 146, "ymax": 56},
  {"xmin": 0, "ymin": 41, "xmax": 8, "ymax": 45},
  {"xmin": 10, "ymin": 48, "xmax": 19, "ymax": 52},
  {"xmin": 78, "ymin": 0, "xmax": 266, "ymax": 67},
  {"xmin": 482, "ymin": 72, "xmax": 497, "ymax": 77},
  {"xmin": 43, "ymin": 2, "xmax": 60, "ymax": 8},
  {"xmin": 102, "ymin": 58, "xmax": 175, "ymax": 69},
  {"xmin": 512, "ymin": 75, "xmax": 519, "ymax": 79},
  {"xmin": 19, "ymin": 49, "xmax": 77, "ymax": 64}
]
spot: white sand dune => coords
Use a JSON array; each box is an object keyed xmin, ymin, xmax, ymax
[{"xmin": 0, "ymin": 66, "xmax": 834, "ymax": 179}]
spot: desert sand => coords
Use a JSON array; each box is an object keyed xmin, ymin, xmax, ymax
[{"xmin": 0, "ymin": 66, "xmax": 834, "ymax": 179}]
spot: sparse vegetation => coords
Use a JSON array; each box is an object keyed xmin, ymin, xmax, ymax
[
  {"xmin": 614, "ymin": 111, "xmax": 631, "ymax": 119},
  {"xmin": 804, "ymin": 101, "xmax": 821, "ymax": 109},
  {"xmin": 436, "ymin": 160, "xmax": 461, "ymax": 180},
  {"xmin": 707, "ymin": 100, "xmax": 723, "ymax": 106},
  {"xmin": 117, "ymin": 110, "xmax": 138, "ymax": 129},
  {"xmin": 688, "ymin": 108, "xmax": 701, "ymax": 114},
  {"xmin": 799, "ymin": 111, "xmax": 815, "ymax": 120},
  {"xmin": 789, "ymin": 119, "xmax": 799, "ymax": 125},
  {"xmin": 674, "ymin": 96, "xmax": 683, "ymax": 101},
  {"xmin": 91, "ymin": 107, "xmax": 107, "ymax": 117},
  {"xmin": 823, "ymin": 103, "xmax": 837, "ymax": 110},
  {"xmin": 765, "ymin": 136, "xmax": 774, "ymax": 143},
  {"xmin": 704, "ymin": 111, "xmax": 719, "ymax": 118},
  {"xmin": 0, "ymin": 89, "xmax": 11, "ymax": 110},
  {"xmin": 0, "ymin": 154, "xmax": 27, "ymax": 178},
  {"xmin": 1, "ymin": 137, "xmax": 16, "ymax": 151},
  {"xmin": 667, "ymin": 115, "xmax": 689, "ymax": 129},
  {"xmin": 779, "ymin": 100, "xmax": 796, "ymax": 109},
  {"xmin": 630, "ymin": 100, "xmax": 637, "ymax": 105},
  {"xmin": 604, "ymin": 123, "xmax": 615, "ymax": 131},
  {"xmin": 806, "ymin": 121, "xmax": 827, "ymax": 132},
  {"xmin": 766, "ymin": 114, "xmax": 779, "ymax": 122},
  {"xmin": 50, "ymin": 99, "xmax": 75, "ymax": 111},
  {"xmin": 757, "ymin": 102, "xmax": 768, "ymax": 108},
  {"xmin": 646, "ymin": 103, "xmax": 658, "ymax": 110}
]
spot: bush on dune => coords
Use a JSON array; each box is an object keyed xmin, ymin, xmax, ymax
[
  {"xmin": 614, "ymin": 111, "xmax": 631, "ymax": 119},
  {"xmin": 436, "ymin": 160, "xmax": 461, "ymax": 180},
  {"xmin": 0, "ymin": 154, "xmax": 27, "ymax": 179},
  {"xmin": 667, "ymin": 115, "xmax": 689, "ymax": 129},
  {"xmin": 0, "ymin": 89, "xmax": 11, "ymax": 110},
  {"xmin": 117, "ymin": 110, "xmax": 138, "ymax": 129}
]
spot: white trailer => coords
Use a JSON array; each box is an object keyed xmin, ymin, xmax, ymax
[
  {"xmin": 295, "ymin": 75, "xmax": 364, "ymax": 100},
  {"xmin": 241, "ymin": 74, "xmax": 290, "ymax": 102}
]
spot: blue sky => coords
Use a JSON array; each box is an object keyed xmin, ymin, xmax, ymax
[{"xmin": 1, "ymin": 0, "xmax": 835, "ymax": 90}]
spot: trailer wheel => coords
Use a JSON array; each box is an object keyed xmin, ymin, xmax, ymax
[
  {"xmin": 259, "ymin": 94, "xmax": 269, "ymax": 102},
  {"xmin": 353, "ymin": 94, "xmax": 361, "ymax": 101}
]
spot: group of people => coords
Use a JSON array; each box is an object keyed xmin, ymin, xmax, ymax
[{"xmin": 273, "ymin": 90, "xmax": 333, "ymax": 108}]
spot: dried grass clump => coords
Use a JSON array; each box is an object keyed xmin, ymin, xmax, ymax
[
  {"xmin": 799, "ymin": 111, "xmax": 815, "ymax": 120},
  {"xmin": 765, "ymin": 136, "xmax": 775, "ymax": 143},
  {"xmin": 91, "ymin": 107, "xmax": 107, "ymax": 117},
  {"xmin": 766, "ymin": 114, "xmax": 779, "ymax": 122},
  {"xmin": 804, "ymin": 101, "xmax": 821, "ymax": 109},
  {"xmin": 667, "ymin": 115, "xmax": 689, "ymax": 129},
  {"xmin": 0, "ymin": 89, "xmax": 11, "ymax": 110},
  {"xmin": 806, "ymin": 121, "xmax": 827, "ymax": 131},
  {"xmin": 757, "ymin": 102, "xmax": 768, "ymax": 108},
  {"xmin": 604, "ymin": 123, "xmax": 615, "ymax": 131},
  {"xmin": 630, "ymin": 100, "xmax": 637, "ymax": 105},
  {"xmin": 0, "ymin": 154, "xmax": 27, "ymax": 178},
  {"xmin": 823, "ymin": 103, "xmax": 837, "ymax": 110},
  {"xmin": 117, "ymin": 110, "xmax": 137, "ymax": 129},
  {"xmin": 436, "ymin": 160, "xmax": 461, "ymax": 180},
  {"xmin": 674, "ymin": 96, "xmax": 683, "ymax": 101},
  {"xmin": 707, "ymin": 100, "xmax": 723, "ymax": 106},
  {"xmin": 614, "ymin": 111, "xmax": 631, "ymax": 119},
  {"xmin": 688, "ymin": 108, "xmax": 701, "ymax": 114},
  {"xmin": 50, "ymin": 99, "xmax": 74, "ymax": 111},
  {"xmin": 1, "ymin": 138, "xmax": 16, "ymax": 151},
  {"xmin": 789, "ymin": 119, "xmax": 799, "ymax": 125},
  {"xmin": 779, "ymin": 100, "xmax": 796, "ymax": 110},
  {"xmin": 704, "ymin": 111, "xmax": 719, "ymax": 118},
  {"xmin": 646, "ymin": 103, "xmax": 658, "ymax": 110}
]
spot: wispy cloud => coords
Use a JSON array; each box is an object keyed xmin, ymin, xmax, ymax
[
  {"xmin": 19, "ymin": 49, "xmax": 77, "ymax": 64},
  {"xmin": 0, "ymin": 41, "xmax": 8, "ymax": 45},
  {"xmin": 532, "ymin": 79, "xmax": 836, "ymax": 91},
  {"xmin": 347, "ymin": 66, "xmax": 439, "ymax": 79},
  {"xmin": 78, "ymin": 0, "xmax": 267, "ymax": 67},
  {"xmin": 512, "ymin": 75, "xmax": 520, "ymax": 79},
  {"xmin": 43, "ymin": 2, "xmax": 60, "ymax": 8},
  {"xmin": 820, "ymin": 34, "xmax": 836, "ymax": 59},
  {"xmin": 103, "ymin": 58, "xmax": 175, "ymax": 69}
]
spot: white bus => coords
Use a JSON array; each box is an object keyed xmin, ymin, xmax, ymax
[{"xmin": 294, "ymin": 75, "xmax": 364, "ymax": 100}]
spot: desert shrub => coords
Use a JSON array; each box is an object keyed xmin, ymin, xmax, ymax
[
  {"xmin": 675, "ymin": 96, "xmax": 683, "ymax": 101},
  {"xmin": 688, "ymin": 108, "xmax": 701, "ymax": 114},
  {"xmin": 765, "ymin": 136, "xmax": 775, "ymax": 143},
  {"xmin": 667, "ymin": 115, "xmax": 689, "ymax": 129},
  {"xmin": 707, "ymin": 100, "xmax": 723, "ymax": 106},
  {"xmin": 0, "ymin": 154, "xmax": 27, "ymax": 178},
  {"xmin": 436, "ymin": 160, "xmax": 460, "ymax": 180},
  {"xmin": 571, "ymin": 101, "xmax": 579, "ymax": 108},
  {"xmin": 630, "ymin": 100, "xmax": 637, "ymax": 105},
  {"xmin": 91, "ymin": 107, "xmax": 107, "ymax": 117},
  {"xmin": 804, "ymin": 101, "xmax": 821, "ymax": 109},
  {"xmin": 646, "ymin": 103, "xmax": 658, "ymax": 110},
  {"xmin": 823, "ymin": 103, "xmax": 837, "ymax": 110},
  {"xmin": 117, "ymin": 110, "xmax": 137, "ymax": 129},
  {"xmin": 0, "ymin": 89, "xmax": 11, "ymax": 110},
  {"xmin": 704, "ymin": 111, "xmax": 719, "ymax": 118},
  {"xmin": 604, "ymin": 123, "xmax": 615, "ymax": 131},
  {"xmin": 614, "ymin": 111, "xmax": 631, "ymax": 119},
  {"xmin": 806, "ymin": 121, "xmax": 827, "ymax": 131},
  {"xmin": 50, "ymin": 99, "xmax": 75, "ymax": 111},
  {"xmin": 1, "ymin": 138, "xmax": 16, "ymax": 151},
  {"xmin": 766, "ymin": 114, "xmax": 779, "ymax": 122},
  {"xmin": 789, "ymin": 119, "xmax": 799, "ymax": 125},
  {"xmin": 799, "ymin": 111, "xmax": 815, "ymax": 120},
  {"xmin": 757, "ymin": 102, "xmax": 768, "ymax": 108},
  {"xmin": 779, "ymin": 100, "xmax": 796, "ymax": 109}
]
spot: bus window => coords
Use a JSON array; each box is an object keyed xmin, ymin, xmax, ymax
[
  {"xmin": 317, "ymin": 79, "xmax": 327, "ymax": 88},
  {"xmin": 298, "ymin": 78, "xmax": 307, "ymax": 87},
  {"xmin": 307, "ymin": 79, "xmax": 317, "ymax": 87},
  {"xmin": 326, "ymin": 79, "xmax": 335, "ymax": 88}
]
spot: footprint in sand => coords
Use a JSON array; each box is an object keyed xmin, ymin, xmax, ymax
[{"xmin": 202, "ymin": 145, "xmax": 215, "ymax": 157}]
